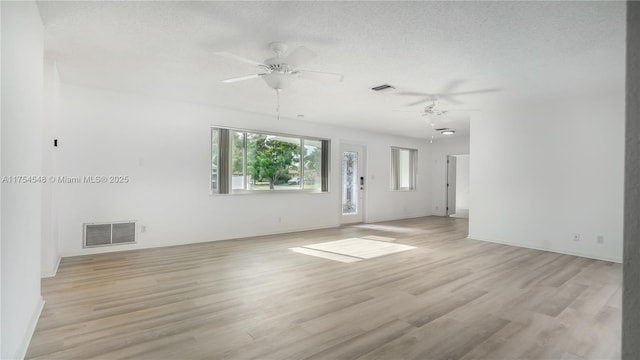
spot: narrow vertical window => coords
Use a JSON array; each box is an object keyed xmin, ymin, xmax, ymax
[
  {"xmin": 231, "ymin": 131, "xmax": 246, "ymax": 190},
  {"xmin": 303, "ymin": 139, "xmax": 322, "ymax": 191},
  {"xmin": 391, "ymin": 147, "xmax": 417, "ymax": 191},
  {"xmin": 211, "ymin": 128, "xmax": 219, "ymax": 193}
]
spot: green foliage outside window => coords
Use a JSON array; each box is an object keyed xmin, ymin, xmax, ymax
[{"xmin": 247, "ymin": 134, "xmax": 300, "ymax": 190}]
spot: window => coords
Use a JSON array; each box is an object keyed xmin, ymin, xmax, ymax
[
  {"xmin": 391, "ymin": 147, "xmax": 417, "ymax": 191},
  {"xmin": 211, "ymin": 127, "xmax": 329, "ymax": 194}
]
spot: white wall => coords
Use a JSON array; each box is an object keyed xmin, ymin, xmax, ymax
[
  {"xmin": 455, "ymin": 154, "xmax": 470, "ymax": 210},
  {"xmin": 1, "ymin": 2, "xmax": 45, "ymax": 359},
  {"xmin": 428, "ymin": 136, "xmax": 470, "ymax": 216},
  {"xmin": 469, "ymin": 94, "xmax": 625, "ymax": 262},
  {"xmin": 54, "ymin": 84, "xmax": 432, "ymax": 256},
  {"xmin": 41, "ymin": 59, "xmax": 61, "ymax": 277}
]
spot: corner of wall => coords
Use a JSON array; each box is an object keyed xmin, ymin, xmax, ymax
[
  {"xmin": 41, "ymin": 256, "xmax": 60, "ymax": 278},
  {"xmin": 14, "ymin": 297, "xmax": 44, "ymax": 360}
]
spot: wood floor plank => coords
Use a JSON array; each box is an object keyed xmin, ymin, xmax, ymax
[
  {"xmin": 400, "ymin": 287, "xmax": 488, "ymax": 327},
  {"xmin": 358, "ymin": 314, "xmax": 510, "ymax": 360},
  {"xmin": 26, "ymin": 216, "xmax": 621, "ymax": 359},
  {"xmin": 534, "ymin": 282, "xmax": 588, "ymax": 317},
  {"xmin": 303, "ymin": 319, "xmax": 415, "ymax": 360},
  {"xmin": 301, "ymin": 290, "xmax": 417, "ymax": 334}
]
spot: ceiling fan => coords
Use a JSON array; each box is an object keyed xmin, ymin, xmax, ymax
[
  {"xmin": 216, "ymin": 41, "xmax": 344, "ymax": 90},
  {"xmin": 397, "ymin": 79, "xmax": 501, "ymax": 106},
  {"xmin": 394, "ymin": 100, "xmax": 478, "ymax": 117}
]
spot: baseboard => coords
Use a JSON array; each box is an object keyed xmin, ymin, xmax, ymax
[
  {"xmin": 14, "ymin": 296, "xmax": 44, "ymax": 360},
  {"xmin": 41, "ymin": 256, "xmax": 61, "ymax": 278},
  {"xmin": 468, "ymin": 234, "xmax": 622, "ymax": 263},
  {"xmin": 59, "ymin": 222, "xmax": 341, "ymax": 258}
]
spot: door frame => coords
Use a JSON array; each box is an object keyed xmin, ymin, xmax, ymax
[
  {"xmin": 340, "ymin": 142, "xmax": 367, "ymax": 224},
  {"xmin": 446, "ymin": 153, "xmax": 471, "ymax": 217},
  {"xmin": 446, "ymin": 155, "xmax": 457, "ymax": 216}
]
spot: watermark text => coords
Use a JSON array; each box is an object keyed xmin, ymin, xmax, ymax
[{"xmin": 1, "ymin": 175, "xmax": 130, "ymax": 184}]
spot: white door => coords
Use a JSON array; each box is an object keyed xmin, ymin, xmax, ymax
[
  {"xmin": 446, "ymin": 155, "xmax": 457, "ymax": 216},
  {"xmin": 341, "ymin": 144, "xmax": 365, "ymax": 224}
]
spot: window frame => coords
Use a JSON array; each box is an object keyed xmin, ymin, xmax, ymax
[
  {"xmin": 390, "ymin": 146, "xmax": 418, "ymax": 191},
  {"xmin": 211, "ymin": 125, "xmax": 330, "ymax": 195}
]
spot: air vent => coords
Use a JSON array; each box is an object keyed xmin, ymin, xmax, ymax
[
  {"xmin": 84, "ymin": 221, "xmax": 136, "ymax": 248},
  {"xmin": 371, "ymin": 84, "xmax": 395, "ymax": 92}
]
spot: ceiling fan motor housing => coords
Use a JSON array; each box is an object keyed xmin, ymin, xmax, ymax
[
  {"xmin": 264, "ymin": 58, "xmax": 292, "ymax": 73},
  {"xmin": 269, "ymin": 41, "xmax": 289, "ymax": 55}
]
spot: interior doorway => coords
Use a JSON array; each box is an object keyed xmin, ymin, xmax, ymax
[
  {"xmin": 341, "ymin": 144, "xmax": 365, "ymax": 224},
  {"xmin": 446, "ymin": 154, "xmax": 470, "ymax": 219}
]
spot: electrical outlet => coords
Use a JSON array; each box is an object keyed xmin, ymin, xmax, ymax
[
  {"xmin": 278, "ymin": 217, "xmax": 282, "ymax": 223},
  {"xmin": 573, "ymin": 233, "xmax": 580, "ymax": 242},
  {"xmin": 141, "ymin": 225, "xmax": 147, "ymax": 233},
  {"xmin": 597, "ymin": 235, "xmax": 604, "ymax": 244}
]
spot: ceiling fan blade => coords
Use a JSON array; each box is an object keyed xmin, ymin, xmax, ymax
[
  {"xmin": 214, "ymin": 52, "xmax": 264, "ymax": 66},
  {"xmin": 399, "ymin": 87, "xmax": 500, "ymax": 106},
  {"xmin": 296, "ymin": 69, "xmax": 343, "ymax": 82},
  {"xmin": 406, "ymin": 98, "xmax": 432, "ymax": 107},
  {"xmin": 396, "ymin": 91, "xmax": 431, "ymax": 97},
  {"xmin": 285, "ymin": 46, "xmax": 317, "ymax": 68},
  {"xmin": 397, "ymin": 92, "xmax": 437, "ymax": 106},
  {"xmin": 221, "ymin": 74, "xmax": 262, "ymax": 83},
  {"xmin": 440, "ymin": 79, "xmax": 465, "ymax": 94},
  {"xmin": 437, "ymin": 95, "xmax": 464, "ymax": 105},
  {"xmin": 442, "ymin": 88, "xmax": 502, "ymax": 96},
  {"xmin": 435, "ymin": 88, "xmax": 502, "ymax": 104}
]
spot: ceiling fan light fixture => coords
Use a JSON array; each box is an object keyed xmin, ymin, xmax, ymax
[
  {"xmin": 441, "ymin": 130, "xmax": 455, "ymax": 135},
  {"xmin": 262, "ymin": 72, "xmax": 296, "ymax": 90}
]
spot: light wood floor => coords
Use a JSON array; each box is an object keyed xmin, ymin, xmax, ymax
[{"xmin": 27, "ymin": 217, "xmax": 621, "ymax": 360}]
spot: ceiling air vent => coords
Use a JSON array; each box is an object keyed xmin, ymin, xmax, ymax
[{"xmin": 371, "ymin": 84, "xmax": 395, "ymax": 92}]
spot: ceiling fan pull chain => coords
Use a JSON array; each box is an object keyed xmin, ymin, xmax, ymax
[{"xmin": 276, "ymin": 89, "xmax": 280, "ymax": 121}]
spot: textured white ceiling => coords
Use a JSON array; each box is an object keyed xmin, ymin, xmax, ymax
[{"xmin": 36, "ymin": 1, "xmax": 626, "ymax": 140}]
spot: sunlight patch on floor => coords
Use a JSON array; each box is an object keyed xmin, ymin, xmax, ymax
[
  {"xmin": 360, "ymin": 235, "xmax": 396, "ymax": 242},
  {"xmin": 290, "ymin": 237, "xmax": 414, "ymax": 263},
  {"xmin": 289, "ymin": 247, "xmax": 362, "ymax": 263}
]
